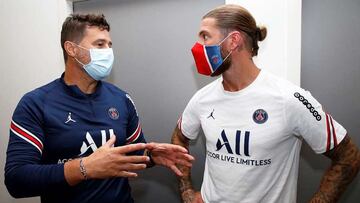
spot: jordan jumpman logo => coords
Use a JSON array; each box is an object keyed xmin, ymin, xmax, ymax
[
  {"xmin": 207, "ymin": 109, "xmax": 215, "ymax": 119},
  {"xmin": 65, "ymin": 112, "xmax": 76, "ymax": 124}
]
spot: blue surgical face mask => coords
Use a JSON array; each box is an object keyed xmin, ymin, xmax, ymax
[{"xmin": 74, "ymin": 44, "xmax": 114, "ymax": 81}]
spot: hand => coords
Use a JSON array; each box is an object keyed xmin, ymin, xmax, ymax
[
  {"xmin": 83, "ymin": 135, "xmax": 149, "ymax": 179},
  {"xmin": 146, "ymin": 142, "xmax": 194, "ymax": 176},
  {"xmin": 182, "ymin": 189, "xmax": 203, "ymax": 203}
]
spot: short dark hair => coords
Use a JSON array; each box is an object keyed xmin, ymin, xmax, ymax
[{"xmin": 60, "ymin": 14, "xmax": 110, "ymax": 62}]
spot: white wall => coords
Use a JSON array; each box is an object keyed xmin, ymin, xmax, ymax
[
  {"xmin": 0, "ymin": 0, "xmax": 72, "ymax": 202},
  {"xmin": 226, "ymin": 0, "xmax": 302, "ymax": 85}
]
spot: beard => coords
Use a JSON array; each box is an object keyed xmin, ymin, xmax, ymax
[{"xmin": 211, "ymin": 47, "xmax": 232, "ymax": 77}]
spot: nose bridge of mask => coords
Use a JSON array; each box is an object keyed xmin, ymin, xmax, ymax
[
  {"xmin": 75, "ymin": 43, "xmax": 113, "ymax": 59},
  {"xmin": 74, "ymin": 43, "xmax": 112, "ymax": 53}
]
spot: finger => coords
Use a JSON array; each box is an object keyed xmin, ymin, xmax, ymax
[
  {"xmin": 169, "ymin": 153, "xmax": 195, "ymax": 163},
  {"xmin": 145, "ymin": 142, "xmax": 156, "ymax": 150},
  {"xmin": 166, "ymin": 144, "xmax": 189, "ymax": 153},
  {"xmin": 179, "ymin": 153, "xmax": 195, "ymax": 161},
  {"xmin": 175, "ymin": 158, "xmax": 193, "ymax": 168},
  {"xmin": 117, "ymin": 171, "xmax": 138, "ymax": 178},
  {"xmin": 114, "ymin": 143, "xmax": 147, "ymax": 154},
  {"xmin": 119, "ymin": 163, "xmax": 147, "ymax": 171},
  {"xmin": 104, "ymin": 135, "xmax": 116, "ymax": 148},
  {"xmin": 169, "ymin": 164, "xmax": 183, "ymax": 176},
  {"xmin": 168, "ymin": 144, "xmax": 189, "ymax": 153},
  {"xmin": 147, "ymin": 143, "xmax": 188, "ymax": 153},
  {"xmin": 119, "ymin": 155, "xmax": 150, "ymax": 163}
]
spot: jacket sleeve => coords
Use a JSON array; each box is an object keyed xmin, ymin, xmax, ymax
[
  {"xmin": 5, "ymin": 93, "xmax": 69, "ymax": 198},
  {"xmin": 124, "ymin": 94, "xmax": 146, "ymax": 156}
]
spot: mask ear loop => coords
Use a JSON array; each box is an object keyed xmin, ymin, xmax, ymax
[
  {"xmin": 218, "ymin": 31, "xmax": 241, "ymax": 45},
  {"xmin": 219, "ymin": 31, "xmax": 240, "ymax": 62},
  {"xmin": 218, "ymin": 33, "xmax": 232, "ymax": 45},
  {"xmin": 74, "ymin": 56, "xmax": 86, "ymax": 66},
  {"xmin": 222, "ymin": 49, "xmax": 234, "ymax": 62},
  {"xmin": 68, "ymin": 41, "xmax": 89, "ymax": 66},
  {"xmin": 69, "ymin": 41, "xmax": 89, "ymax": 51}
]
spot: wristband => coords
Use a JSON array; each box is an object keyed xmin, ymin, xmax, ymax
[
  {"xmin": 79, "ymin": 158, "xmax": 88, "ymax": 180},
  {"xmin": 146, "ymin": 150, "xmax": 156, "ymax": 168}
]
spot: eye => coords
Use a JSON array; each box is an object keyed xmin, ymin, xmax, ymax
[{"xmin": 203, "ymin": 34, "xmax": 209, "ymax": 41}]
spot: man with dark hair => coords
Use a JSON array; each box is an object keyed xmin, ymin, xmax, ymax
[
  {"xmin": 172, "ymin": 4, "xmax": 360, "ymax": 203},
  {"xmin": 5, "ymin": 14, "xmax": 194, "ymax": 203},
  {"xmin": 60, "ymin": 14, "xmax": 111, "ymax": 62}
]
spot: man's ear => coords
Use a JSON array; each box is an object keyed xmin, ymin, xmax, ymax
[
  {"xmin": 230, "ymin": 32, "xmax": 245, "ymax": 51},
  {"xmin": 64, "ymin": 41, "xmax": 77, "ymax": 58}
]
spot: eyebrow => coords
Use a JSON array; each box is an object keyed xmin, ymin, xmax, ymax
[
  {"xmin": 93, "ymin": 39, "xmax": 112, "ymax": 46},
  {"xmin": 198, "ymin": 30, "xmax": 210, "ymax": 37}
]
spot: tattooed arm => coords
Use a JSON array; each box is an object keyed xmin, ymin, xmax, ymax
[
  {"xmin": 309, "ymin": 135, "xmax": 360, "ymax": 203},
  {"xmin": 171, "ymin": 126, "xmax": 203, "ymax": 203}
]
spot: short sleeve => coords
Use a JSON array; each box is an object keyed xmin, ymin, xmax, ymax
[
  {"xmin": 285, "ymin": 88, "xmax": 347, "ymax": 154},
  {"xmin": 178, "ymin": 94, "xmax": 201, "ymax": 140}
]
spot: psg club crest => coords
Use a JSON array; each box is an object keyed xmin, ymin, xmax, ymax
[
  {"xmin": 108, "ymin": 107, "xmax": 119, "ymax": 120},
  {"xmin": 253, "ymin": 109, "xmax": 268, "ymax": 124},
  {"xmin": 211, "ymin": 54, "xmax": 220, "ymax": 65}
]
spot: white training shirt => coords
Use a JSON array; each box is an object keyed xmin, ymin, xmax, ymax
[{"xmin": 179, "ymin": 70, "xmax": 346, "ymax": 203}]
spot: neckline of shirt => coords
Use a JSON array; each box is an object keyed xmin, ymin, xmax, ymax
[
  {"xmin": 59, "ymin": 73, "xmax": 103, "ymax": 99},
  {"xmin": 218, "ymin": 69, "xmax": 265, "ymax": 97}
]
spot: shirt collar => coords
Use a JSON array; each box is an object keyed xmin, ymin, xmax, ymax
[{"xmin": 59, "ymin": 72, "xmax": 103, "ymax": 99}]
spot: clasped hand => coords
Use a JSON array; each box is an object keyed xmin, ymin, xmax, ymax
[{"xmin": 82, "ymin": 135, "xmax": 194, "ymax": 179}]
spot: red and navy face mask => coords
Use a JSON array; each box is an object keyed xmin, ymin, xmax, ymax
[{"xmin": 191, "ymin": 34, "xmax": 233, "ymax": 76}]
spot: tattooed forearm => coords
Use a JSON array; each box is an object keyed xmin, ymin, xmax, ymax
[
  {"xmin": 180, "ymin": 174, "xmax": 195, "ymax": 203},
  {"xmin": 171, "ymin": 126, "xmax": 195, "ymax": 203},
  {"xmin": 310, "ymin": 191, "xmax": 331, "ymax": 203},
  {"xmin": 310, "ymin": 135, "xmax": 360, "ymax": 203},
  {"xmin": 181, "ymin": 189, "xmax": 196, "ymax": 203},
  {"xmin": 179, "ymin": 172, "xmax": 193, "ymax": 193}
]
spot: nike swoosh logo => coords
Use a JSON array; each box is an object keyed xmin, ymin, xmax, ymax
[{"xmin": 78, "ymin": 143, "xmax": 96, "ymax": 156}]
